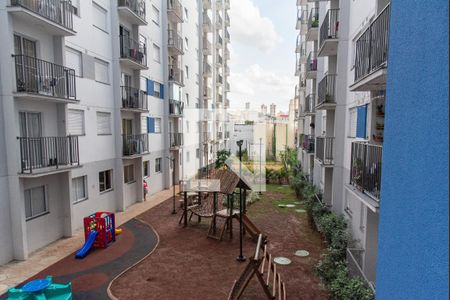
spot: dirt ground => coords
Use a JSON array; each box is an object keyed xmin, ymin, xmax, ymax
[{"xmin": 110, "ymin": 185, "xmax": 329, "ymax": 300}]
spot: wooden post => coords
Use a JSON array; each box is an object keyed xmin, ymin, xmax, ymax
[
  {"xmin": 183, "ymin": 191, "xmax": 188, "ymax": 227},
  {"xmin": 213, "ymin": 192, "xmax": 217, "ymax": 234}
]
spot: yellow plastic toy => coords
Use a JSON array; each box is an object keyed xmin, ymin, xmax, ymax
[{"xmin": 115, "ymin": 228, "xmax": 123, "ymax": 236}]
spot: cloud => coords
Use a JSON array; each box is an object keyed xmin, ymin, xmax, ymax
[
  {"xmin": 228, "ymin": 64, "xmax": 297, "ymax": 112},
  {"xmin": 229, "ymin": 0, "xmax": 282, "ymax": 52}
]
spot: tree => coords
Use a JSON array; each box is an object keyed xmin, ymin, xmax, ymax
[{"xmin": 215, "ymin": 149, "xmax": 231, "ymax": 169}]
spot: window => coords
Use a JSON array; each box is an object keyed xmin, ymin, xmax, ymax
[
  {"xmin": 141, "ymin": 116, "xmax": 147, "ymax": 133},
  {"xmin": 92, "ymin": 2, "xmax": 108, "ymax": 32},
  {"xmin": 143, "ymin": 161, "xmax": 150, "ymax": 177},
  {"xmin": 185, "ymin": 66, "xmax": 189, "ymax": 78},
  {"xmin": 67, "ymin": 109, "xmax": 85, "ymax": 135},
  {"xmin": 154, "ymin": 82, "xmax": 161, "ymax": 97},
  {"xmin": 196, "ymin": 148, "xmax": 200, "ymax": 158},
  {"xmin": 152, "ymin": 5, "xmax": 160, "ymax": 25},
  {"xmin": 97, "ymin": 112, "xmax": 111, "ymax": 135},
  {"xmin": 24, "ymin": 186, "xmax": 47, "ymax": 220},
  {"xmin": 356, "ymin": 105, "xmax": 368, "ymax": 138},
  {"xmin": 124, "ymin": 165, "xmax": 135, "ymax": 184},
  {"xmin": 185, "ymin": 37, "xmax": 189, "ymax": 50},
  {"xmin": 155, "ymin": 118, "xmax": 162, "ymax": 133},
  {"xmin": 186, "ymin": 151, "xmax": 190, "ymax": 162},
  {"xmin": 72, "ymin": 176, "xmax": 87, "ymax": 204},
  {"xmin": 65, "ymin": 47, "xmax": 82, "ymax": 76},
  {"xmin": 99, "ymin": 170, "xmax": 113, "ymax": 192},
  {"xmin": 71, "ymin": 0, "xmax": 80, "ymax": 16},
  {"xmin": 94, "ymin": 58, "xmax": 109, "ymax": 83},
  {"xmin": 155, "ymin": 158, "xmax": 162, "ymax": 173},
  {"xmin": 153, "ymin": 44, "xmax": 160, "ymax": 62},
  {"xmin": 185, "ymin": 93, "xmax": 189, "ymax": 106}
]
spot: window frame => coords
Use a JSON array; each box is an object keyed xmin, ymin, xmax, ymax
[
  {"xmin": 65, "ymin": 47, "xmax": 83, "ymax": 77},
  {"xmin": 96, "ymin": 111, "xmax": 112, "ymax": 135},
  {"xmin": 67, "ymin": 109, "xmax": 85, "ymax": 136},
  {"xmin": 24, "ymin": 185, "xmax": 49, "ymax": 221},
  {"xmin": 124, "ymin": 164, "xmax": 136, "ymax": 184},
  {"xmin": 153, "ymin": 43, "xmax": 161, "ymax": 63},
  {"xmin": 72, "ymin": 176, "xmax": 88, "ymax": 204},
  {"xmin": 152, "ymin": 5, "xmax": 160, "ymax": 25},
  {"xmin": 99, "ymin": 169, "xmax": 113, "ymax": 193},
  {"xmin": 154, "ymin": 118, "xmax": 162, "ymax": 133},
  {"xmin": 94, "ymin": 58, "xmax": 110, "ymax": 84},
  {"xmin": 143, "ymin": 160, "xmax": 150, "ymax": 178},
  {"xmin": 155, "ymin": 157, "xmax": 162, "ymax": 173}
]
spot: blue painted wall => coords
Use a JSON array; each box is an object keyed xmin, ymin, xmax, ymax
[{"xmin": 376, "ymin": 1, "xmax": 448, "ymax": 299}]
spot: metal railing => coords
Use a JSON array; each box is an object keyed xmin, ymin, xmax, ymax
[
  {"xmin": 306, "ymin": 51, "xmax": 317, "ymax": 72},
  {"xmin": 316, "ymin": 136, "xmax": 334, "ymax": 164},
  {"xmin": 305, "ymin": 94, "xmax": 316, "ymax": 114},
  {"xmin": 302, "ymin": 134, "xmax": 315, "ymax": 153},
  {"xmin": 18, "ymin": 136, "xmax": 79, "ymax": 173},
  {"xmin": 11, "ymin": 0, "xmax": 74, "ymax": 30},
  {"xmin": 119, "ymin": 35, "xmax": 147, "ymax": 67},
  {"xmin": 122, "ymin": 133, "xmax": 149, "ymax": 156},
  {"xmin": 320, "ymin": 9, "xmax": 339, "ymax": 48},
  {"xmin": 167, "ymin": 0, "xmax": 183, "ymax": 21},
  {"xmin": 216, "ymin": 54, "xmax": 223, "ymax": 65},
  {"xmin": 169, "ymin": 65, "xmax": 184, "ymax": 85},
  {"xmin": 14, "ymin": 54, "xmax": 76, "ymax": 100},
  {"xmin": 118, "ymin": 0, "xmax": 146, "ymax": 21},
  {"xmin": 225, "ymin": 11, "xmax": 230, "ymax": 26},
  {"xmin": 203, "ymin": 12, "xmax": 212, "ymax": 29},
  {"xmin": 168, "ymin": 30, "xmax": 183, "ymax": 54},
  {"xmin": 217, "ymin": 35, "xmax": 223, "ymax": 47},
  {"xmin": 203, "ymin": 37, "xmax": 212, "ymax": 52},
  {"xmin": 350, "ymin": 142, "xmax": 383, "ymax": 200},
  {"xmin": 203, "ymin": 62, "xmax": 212, "ymax": 76},
  {"xmin": 317, "ymin": 74, "xmax": 336, "ymax": 106},
  {"xmin": 308, "ymin": 7, "xmax": 319, "ymax": 29},
  {"xmin": 347, "ymin": 248, "xmax": 376, "ymax": 292},
  {"xmin": 354, "ymin": 4, "xmax": 391, "ymax": 82},
  {"xmin": 121, "ymin": 86, "xmax": 147, "ymax": 110},
  {"xmin": 216, "ymin": 14, "xmax": 223, "ymax": 27},
  {"xmin": 216, "ymin": 74, "xmax": 223, "ymax": 84},
  {"xmin": 170, "ymin": 132, "xmax": 183, "ymax": 148},
  {"xmin": 169, "ymin": 99, "xmax": 184, "ymax": 116}
]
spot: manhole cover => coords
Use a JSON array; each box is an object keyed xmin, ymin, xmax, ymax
[
  {"xmin": 295, "ymin": 209, "xmax": 306, "ymax": 213},
  {"xmin": 294, "ymin": 250, "xmax": 310, "ymax": 257},
  {"xmin": 273, "ymin": 257, "xmax": 291, "ymax": 265},
  {"xmin": 278, "ymin": 204, "xmax": 286, "ymax": 208},
  {"xmin": 285, "ymin": 204, "xmax": 295, "ymax": 208},
  {"xmin": 294, "ymin": 201, "xmax": 302, "ymax": 205}
]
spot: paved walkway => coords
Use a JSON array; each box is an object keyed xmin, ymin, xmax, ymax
[{"xmin": 0, "ymin": 187, "xmax": 178, "ymax": 296}]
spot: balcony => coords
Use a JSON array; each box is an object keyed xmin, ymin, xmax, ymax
[
  {"xmin": 216, "ymin": 14, "xmax": 223, "ymax": 27},
  {"xmin": 13, "ymin": 55, "xmax": 77, "ymax": 102},
  {"xmin": 168, "ymin": 30, "xmax": 184, "ymax": 55},
  {"xmin": 118, "ymin": 0, "xmax": 147, "ymax": 26},
  {"xmin": 216, "ymin": 0, "xmax": 223, "ymax": 10},
  {"xmin": 170, "ymin": 132, "xmax": 183, "ymax": 149},
  {"xmin": 119, "ymin": 35, "xmax": 147, "ymax": 69},
  {"xmin": 203, "ymin": 12, "xmax": 212, "ymax": 32},
  {"xmin": 305, "ymin": 51, "xmax": 317, "ymax": 79},
  {"xmin": 225, "ymin": 0, "xmax": 230, "ymax": 10},
  {"xmin": 225, "ymin": 11, "xmax": 230, "ymax": 27},
  {"xmin": 350, "ymin": 4, "xmax": 390, "ymax": 91},
  {"xmin": 299, "ymin": 75, "xmax": 307, "ymax": 91},
  {"xmin": 169, "ymin": 99, "xmax": 184, "ymax": 117},
  {"xmin": 318, "ymin": 9, "xmax": 339, "ymax": 57},
  {"xmin": 203, "ymin": 132, "xmax": 211, "ymax": 143},
  {"xmin": 9, "ymin": 0, "xmax": 74, "ymax": 36},
  {"xmin": 306, "ymin": 7, "xmax": 319, "ymax": 41},
  {"xmin": 302, "ymin": 134, "xmax": 315, "ymax": 153},
  {"xmin": 216, "ymin": 35, "xmax": 224, "ymax": 48},
  {"xmin": 224, "ymin": 48, "xmax": 230, "ymax": 60},
  {"xmin": 216, "ymin": 74, "xmax": 223, "ymax": 85},
  {"xmin": 316, "ymin": 136, "xmax": 334, "ymax": 165},
  {"xmin": 225, "ymin": 65, "xmax": 230, "ymax": 75},
  {"xmin": 225, "ymin": 81, "xmax": 230, "ymax": 92},
  {"xmin": 167, "ymin": 0, "xmax": 183, "ymax": 23},
  {"xmin": 203, "ymin": 86, "xmax": 212, "ymax": 98},
  {"xmin": 123, "ymin": 134, "xmax": 149, "ymax": 157},
  {"xmin": 18, "ymin": 136, "xmax": 80, "ymax": 174},
  {"xmin": 296, "ymin": 8, "xmax": 308, "ymax": 33},
  {"xmin": 216, "ymin": 53, "xmax": 223, "ymax": 65},
  {"xmin": 203, "ymin": 0, "xmax": 212, "ymax": 9},
  {"xmin": 350, "ymin": 142, "xmax": 382, "ymax": 201},
  {"xmin": 121, "ymin": 86, "xmax": 148, "ymax": 111},
  {"xmin": 203, "ymin": 61, "xmax": 212, "ymax": 77},
  {"xmin": 305, "ymin": 94, "xmax": 316, "ymax": 115},
  {"xmin": 317, "ymin": 74, "xmax": 337, "ymax": 109},
  {"xmin": 224, "ymin": 99, "xmax": 230, "ymax": 108},
  {"xmin": 203, "ymin": 37, "xmax": 212, "ymax": 55},
  {"xmin": 225, "ymin": 29, "xmax": 230, "ymax": 42},
  {"xmin": 169, "ymin": 65, "xmax": 184, "ymax": 86}
]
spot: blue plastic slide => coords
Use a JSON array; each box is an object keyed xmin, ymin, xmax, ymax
[{"xmin": 75, "ymin": 230, "xmax": 98, "ymax": 259}]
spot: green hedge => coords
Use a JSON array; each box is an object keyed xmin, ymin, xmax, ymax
[{"xmin": 292, "ymin": 173, "xmax": 375, "ymax": 300}]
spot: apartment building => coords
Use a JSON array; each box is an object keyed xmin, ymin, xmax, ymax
[
  {"xmin": 295, "ymin": 0, "xmax": 390, "ymax": 290},
  {"xmin": 0, "ymin": 0, "xmax": 230, "ymax": 265}
]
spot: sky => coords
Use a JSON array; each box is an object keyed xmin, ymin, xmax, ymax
[{"xmin": 228, "ymin": 0, "xmax": 298, "ymax": 114}]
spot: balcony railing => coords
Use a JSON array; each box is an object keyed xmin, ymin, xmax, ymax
[
  {"xmin": 167, "ymin": 0, "xmax": 183, "ymax": 21},
  {"xmin": 317, "ymin": 74, "xmax": 336, "ymax": 106},
  {"xmin": 319, "ymin": 9, "xmax": 339, "ymax": 48},
  {"xmin": 168, "ymin": 30, "xmax": 183, "ymax": 54},
  {"xmin": 225, "ymin": 12, "xmax": 230, "ymax": 26},
  {"xmin": 302, "ymin": 135, "xmax": 315, "ymax": 153},
  {"xmin": 216, "ymin": 14, "xmax": 223, "ymax": 27},
  {"xmin": 308, "ymin": 7, "xmax": 319, "ymax": 29},
  {"xmin": 18, "ymin": 136, "xmax": 79, "ymax": 173},
  {"xmin": 123, "ymin": 133, "xmax": 149, "ymax": 156},
  {"xmin": 216, "ymin": 74, "xmax": 223, "ymax": 84},
  {"xmin": 354, "ymin": 4, "xmax": 391, "ymax": 83},
  {"xmin": 118, "ymin": 0, "xmax": 146, "ymax": 22},
  {"xmin": 316, "ymin": 136, "xmax": 334, "ymax": 164},
  {"xmin": 347, "ymin": 248, "xmax": 376, "ymax": 291},
  {"xmin": 225, "ymin": 131, "xmax": 230, "ymax": 138},
  {"xmin": 120, "ymin": 35, "xmax": 147, "ymax": 67},
  {"xmin": 169, "ymin": 99, "xmax": 184, "ymax": 116},
  {"xmin": 170, "ymin": 132, "xmax": 183, "ymax": 148},
  {"xmin": 14, "ymin": 55, "xmax": 76, "ymax": 100},
  {"xmin": 305, "ymin": 94, "xmax": 316, "ymax": 114},
  {"xmin": 121, "ymin": 86, "xmax": 147, "ymax": 111},
  {"xmin": 306, "ymin": 51, "xmax": 318, "ymax": 72},
  {"xmin": 216, "ymin": 54, "xmax": 223, "ymax": 65},
  {"xmin": 203, "ymin": 12, "xmax": 212, "ymax": 30},
  {"xmin": 203, "ymin": 86, "xmax": 212, "ymax": 98},
  {"xmin": 169, "ymin": 65, "xmax": 184, "ymax": 85},
  {"xmin": 11, "ymin": 0, "xmax": 74, "ymax": 30},
  {"xmin": 350, "ymin": 142, "xmax": 382, "ymax": 200},
  {"xmin": 203, "ymin": 37, "xmax": 212, "ymax": 53},
  {"xmin": 203, "ymin": 62, "xmax": 212, "ymax": 76}
]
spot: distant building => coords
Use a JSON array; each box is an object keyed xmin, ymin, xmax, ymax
[{"xmin": 270, "ymin": 103, "xmax": 276, "ymax": 117}]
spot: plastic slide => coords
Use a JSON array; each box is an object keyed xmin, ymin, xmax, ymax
[{"xmin": 75, "ymin": 230, "xmax": 98, "ymax": 259}]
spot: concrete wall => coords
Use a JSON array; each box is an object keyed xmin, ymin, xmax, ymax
[{"xmin": 376, "ymin": 1, "xmax": 448, "ymax": 298}]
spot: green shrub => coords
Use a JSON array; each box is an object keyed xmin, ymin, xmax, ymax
[{"xmin": 329, "ymin": 266, "xmax": 375, "ymax": 300}]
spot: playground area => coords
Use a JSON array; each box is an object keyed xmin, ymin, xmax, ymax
[{"xmin": 110, "ymin": 183, "xmax": 329, "ymax": 299}]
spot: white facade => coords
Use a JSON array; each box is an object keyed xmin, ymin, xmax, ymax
[
  {"xmin": 0, "ymin": 0, "xmax": 230, "ymax": 265},
  {"xmin": 295, "ymin": 0, "xmax": 390, "ymax": 290}
]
